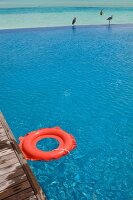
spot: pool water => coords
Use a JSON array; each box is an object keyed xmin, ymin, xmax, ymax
[{"xmin": 0, "ymin": 25, "xmax": 133, "ymax": 199}]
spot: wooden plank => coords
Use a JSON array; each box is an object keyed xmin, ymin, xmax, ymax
[
  {"xmin": 0, "ymin": 128, "xmax": 5, "ymax": 131},
  {"xmin": 0, "ymin": 144, "xmax": 11, "ymax": 150},
  {"xmin": 0, "ymin": 135, "xmax": 8, "ymax": 141},
  {"xmin": 0, "ymin": 112, "xmax": 47, "ymax": 200},
  {"xmin": 0, "ymin": 134, "xmax": 12, "ymax": 154},
  {"xmin": 4, "ymin": 188, "xmax": 35, "ymax": 200},
  {"xmin": 0, "ymin": 139, "xmax": 10, "ymax": 147},
  {"xmin": 0, "ymin": 126, "xmax": 5, "ymax": 130},
  {"xmin": 0, "ymin": 148, "xmax": 14, "ymax": 158},
  {"xmin": 0, "ymin": 174, "xmax": 27, "ymax": 192},
  {"xmin": 24, "ymin": 195, "xmax": 37, "ymax": 200},
  {"xmin": 0, "ymin": 180, "xmax": 31, "ymax": 199},
  {"xmin": 0, "ymin": 157, "xmax": 19, "ymax": 169},
  {"xmin": 0, "ymin": 152, "xmax": 16, "ymax": 165},
  {"xmin": 0, "ymin": 129, "xmax": 6, "ymax": 137},
  {"xmin": 0, "ymin": 136, "xmax": 11, "ymax": 149},
  {"xmin": 0, "ymin": 167, "xmax": 24, "ymax": 184},
  {"xmin": 0, "ymin": 162, "xmax": 21, "ymax": 176}
]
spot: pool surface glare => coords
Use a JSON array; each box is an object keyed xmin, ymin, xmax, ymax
[{"xmin": 0, "ymin": 25, "xmax": 133, "ymax": 200}]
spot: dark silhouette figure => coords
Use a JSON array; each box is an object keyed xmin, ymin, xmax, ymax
[
  {"xmin": 72, "ymin": 17, "xmax": 76, "ymax": 25},
  {"xmin": 107, "ymin": 15, "xmax": 113, "ymax": 25},
  {"xmin": 100, "ymin": 9, "xmax": 103, "ymax": 15}
]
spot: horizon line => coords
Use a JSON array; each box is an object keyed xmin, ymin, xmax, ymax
[{"xmin": 0, "ymin": 2, "xmax": 133, "ymax": 9}]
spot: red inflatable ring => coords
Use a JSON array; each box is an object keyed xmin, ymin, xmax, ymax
[{"xmin": 19, "ymin": 127, "xmax": 76, "ymax": 161}]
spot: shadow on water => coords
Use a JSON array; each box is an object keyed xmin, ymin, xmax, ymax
[
  {"xmin": 71, "ymin": 25, "xmax": 76, "ymax": 35},
  {"xmin": 107, "ymin": 24, "xmax": 112, "ymax": 33}
]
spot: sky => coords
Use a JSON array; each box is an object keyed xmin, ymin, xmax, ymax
[{"xmin": 0, "ymin": 0, "xmax": 133, "ymax": 8}]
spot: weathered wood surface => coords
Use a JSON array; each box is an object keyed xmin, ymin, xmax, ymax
[{"xmin": 0, "ymin": 112, "xmax": 47, "ymax": 200}]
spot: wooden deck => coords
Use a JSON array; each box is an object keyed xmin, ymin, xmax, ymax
[{"xmin": 0, "ymin": 112, "xmax": 47, "ymax": 200}]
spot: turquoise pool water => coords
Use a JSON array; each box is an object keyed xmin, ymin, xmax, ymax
[
  {"xmin": 0, "ymin": 0, "xmax": 133, "ymax": 8},
  {"xmin": 0, "ymin": 6, "xmax": 133, "ymax": 29},
  {"xmin": 0, "ymin": 25, "xmax": 133, "ymax": 199}
]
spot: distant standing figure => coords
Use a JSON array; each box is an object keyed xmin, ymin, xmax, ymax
[
  {"xmin": 107, "ymin": 15, "xmax": 113, "ymax": 25},
  {"xmin": 72, "ymin": 17, "xmax": 76, "ymax": 25},
  {"xmin": 100, "ymin": 9, "xmax": 103, "ymax": 15}
]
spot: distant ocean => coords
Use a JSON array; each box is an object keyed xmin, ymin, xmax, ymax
[
  {"xmin": 0, "ymin": 0, "xmax": 133, "ymax": 8},
  {"xmin": 0, "ymin": 0, "xmax": 132, "ymax": 29}
]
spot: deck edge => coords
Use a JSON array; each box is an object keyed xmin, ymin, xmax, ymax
[{"xmin": 0, "ymin": 112, "xmax": 47, "ymax": 200}]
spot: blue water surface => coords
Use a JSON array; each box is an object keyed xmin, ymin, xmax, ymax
[
  {"xmin": 0, "ymin": 7, "xmax": 133, "ymax": 14},
  {"xmin": 0, "ymin": 25, "xmax": 133, "ymax": 200}
]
